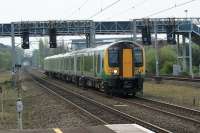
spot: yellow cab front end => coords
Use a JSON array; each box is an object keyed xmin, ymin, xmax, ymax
[{"xmin": 103, "ymin": 41, "xmax": 145, "ymax": 96}]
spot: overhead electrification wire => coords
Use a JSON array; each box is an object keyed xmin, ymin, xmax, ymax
[
  {"xmin": 105, "ymin": 0, "xmax": 148, "ymax": 20},
  {"xmin": 88, "ymin": 0, "xmax": 121, "ymax": 19},
  {"xmin": 68, "ymin": 0, "xmax": 89, "ymax": 18},
  {"xmin": 147, "ymin": 0, "xmax": 198, "ymax": 17}
]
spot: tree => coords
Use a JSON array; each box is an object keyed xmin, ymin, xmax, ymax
[
  {"xmin": 0, "ymin": 43, "xmax": 11, "ymax": 70},
  {"xmin": 145, "ymin": 47, "xmax": 156, "ymax": 74},
  {"xmin": 145, "ymin": 46, "xmax": 177, "ymax": 74},
  {"xmin": 192, "ymin": 45, "xmax": 200, "ymax": 67}
]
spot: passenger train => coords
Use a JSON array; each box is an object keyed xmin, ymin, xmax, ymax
[{"xmin": 44, "ymin": 41, "xmax": 145, "ymax": 96}]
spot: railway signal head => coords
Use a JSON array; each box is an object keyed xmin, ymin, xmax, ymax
[
  {"xmin": 21, "ymin": 29, "xmax": 29, "ymax": 49},
  {"xmin": 142, "ymin": 26, "xmax": 151, "ymax": 45},
  {"xmin": 49, "ymin": 28, "xmax": 57, "ymax": 48},
  {"xmin": 166, "ymin": 25, "xmax": 176, "ymax": 44}
]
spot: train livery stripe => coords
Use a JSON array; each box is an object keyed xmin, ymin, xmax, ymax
[
  {"xmin": 122, "ymin": 49, "xmax": 133, "ymax": 78},
  {"xmin": 53, "ymin": 128, "xmax": 63, "ymax": 133},
  {"xmin": 104, "ymin": 49, "xmax": 110, "ymax": 75}
]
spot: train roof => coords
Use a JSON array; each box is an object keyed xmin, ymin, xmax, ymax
[{"xmin": 44, "ymin": 40, "xmax": 141, "ymax": 60}]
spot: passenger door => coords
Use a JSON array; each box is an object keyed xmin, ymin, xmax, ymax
[{"xmin": 122, "ymin": 49, "xmax": 133, "ymax": 78}]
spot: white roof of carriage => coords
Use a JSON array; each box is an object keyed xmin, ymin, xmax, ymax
[{"xmin": 44, "ymin": 40, "xmax": 139, "ymax": 60}]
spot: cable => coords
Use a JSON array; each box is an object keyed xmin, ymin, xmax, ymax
[
  {"xmin": 68, "ymin": 0, "xmax": 89, "ymax": 19},
  {"xmin": 147, "ymin": 0, "xmax": 198, "ymax": 17},
  {"xmin": 87, "ymin": 0, "xmax": 121, "ymax": 19},
  {"xmin": 105, "ymin": 0, "xmax": 148, "ymax": 20}
]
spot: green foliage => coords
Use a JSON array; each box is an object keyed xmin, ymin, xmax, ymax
[
  {"xmin": 160, "ymin": 61, "xmax": 174, "ymax": 74},
  {"xmin": 145, "ymin": 46, "xmax": 177, "ymax": 74},
  {"xmin": 192, "ymin": 45, "xmax": 200, "ymax": 67},
  {"xmin": 0, "ymin": 43, "xmax": 24, "ymax": 70},
  {"xmin": 180, "ymin": 71, "xmax": 189, "ymax": 76},
  {"xmin": 193, "ymin": 66, "xmax": 199, "ymax": 74},
  {"xmin": 159, "ymin": 46, "xmax": 177, "ymax": 74},
  {"xmin": 31, "ymin": 37, "xmax": 70, "ymax": 69},
  {"xmin": 145, "ymin": 48, "xmax": 156, "ymax": 74},
  {"xmin": 0, "ymin": 46, "xmax": 12, "ymax": 70}
]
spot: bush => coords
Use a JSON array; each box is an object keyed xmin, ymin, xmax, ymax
[
  {"xmin": 192, "ymin": 45, "xmax": 200, "ymax": 67},
  {"xmin": 160, "ymin": 61, "xmax": 174, "ymax": 74},
  {"xmin": 0, "ymin": 51, "xmax": 12, "ymax": 70},
  {"xmin": 145, "ymin": 44, "xmax": 200, "ymax": 75},
  {"xmin": 181, "ymin": 71, "xmax": 189, "ymax": 76},
  {"xmin": 145, "ymin": 48, "xmax": 156, "ymax": 74},
  {"xmin": 193, "ymin": 66, "xmax": 199, "ymax": 74},
  {"xmin": 145, "ymin": 46, "xmax": 177, "ymax": 75}
]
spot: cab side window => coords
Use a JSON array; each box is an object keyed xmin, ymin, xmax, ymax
[
  {"xmin": 108, "ymin": 49, "xmax": 119, "ymax": 67},
  {"xmin": 134, "ymin": 47, "xmax": 143, "ymax": 67}
]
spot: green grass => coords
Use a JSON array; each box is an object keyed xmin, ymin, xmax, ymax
[
  {"xmin": 0, "ymin": 71, "xmax": 17, "ymax": 129},
  {"xmin": 0, "ymin": 71, "xmax": 11, "ymax": 83},
  {"xmin": 143, "ymin": 81, "xmax": 200, "ymax": 108}
]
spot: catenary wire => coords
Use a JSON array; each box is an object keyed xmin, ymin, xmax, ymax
[
  {"xmin": 87, "ymin": 0, "xmax": 121, "ymax": 19},
  {"xmin": 146, "ymin": 0, "xmax": 198, "ymax": 17},
  {"xmin": 105, "ymin": 0, "xmax": 148, "ymax": 20},
  {"xmin": 68, "ymin": 0, "xmax": 89, "ymax": 19}
]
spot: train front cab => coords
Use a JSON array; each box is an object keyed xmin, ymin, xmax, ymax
[{"xmin": 104, "ymin": 42, "xmax": 144, "ymax": 96}]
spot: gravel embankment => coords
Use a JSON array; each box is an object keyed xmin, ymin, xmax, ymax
[
  {"xmin": 1, "ymin": 72, "xmax": 100, "ymax": 129},
  {"xmin": 46, "ymin": 76, "xmax": 200, "ymax": 133}
]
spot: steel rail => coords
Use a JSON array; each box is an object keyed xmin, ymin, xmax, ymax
[{"xmin": 30, "ymin": 73, "xmax": 171, "ymax": 133}]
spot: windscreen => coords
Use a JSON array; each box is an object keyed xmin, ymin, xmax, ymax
[
  {"xmin": 134, "ymin": 47, "xmax": 143, "ymax": 67},
  {"xmin": 108, "ymin": 48, "xmax": 119, "ymax": 67}
]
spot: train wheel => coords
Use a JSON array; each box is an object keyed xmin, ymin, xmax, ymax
[
  {"xmin": 82, "ymin": 78, "xmax": 87, "ymax": 90},
  {"xmin": 103, "ymin": 82, "xmax": 109, "ymax": 94},
  {"xmin": 132, "ymin": 92, "xmax": 136, "ymax": 97},
  {"xmin": 76, "ymin": 77, "xmax": 80, "ymax": 87},
  {"xmin": 99, "ymin": 81, "xmax": 104, "ymax": 92},
  {"xmin": 127, "ymin": 92, "xmax": 136, "ymax": 98},
  {"xmin": 106, "ymin": 87, "xmax": 114, "ymax": 97}
]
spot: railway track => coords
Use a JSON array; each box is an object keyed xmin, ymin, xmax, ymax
[
  {"xmin": 49, "ymin": 76, "xmax": 200, "ymax": 125},
  {"xmin": 29, "ymin": 72, "xmax": 170, "ymax": 133},
  {"xmin": 138, "ymin": 97, "xmax": 200, "ymax": 119},
  {"xmin": 79, "ymin": 87, "xmax": 200, "ymax": 126},
  {"xmin": 45, "ymin": 76, "xmax": 200, "ymax": 132},
  {"xmin": 146, "ymin": 75, "xmax": 200, "ymax": 82},
  {"xmin": 120, "ymin": 97, "xmax": 200, "ymax": 124}
]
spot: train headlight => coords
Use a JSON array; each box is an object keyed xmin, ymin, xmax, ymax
[{"xmin": 113, "ymin": 69, "xmax": 118, "ymax": 74}]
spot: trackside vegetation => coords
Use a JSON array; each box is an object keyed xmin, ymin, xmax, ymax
[
  {"xmin": 0, "ymin": 43, "xmax": 24, "ymax": 71},
  {"xmin": 145, "ymin": 44, "xmax": 200, "ymax": 75}
]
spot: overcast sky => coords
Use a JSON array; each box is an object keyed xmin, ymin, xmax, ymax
[
  {"xmin": 0, "ymin": 0, "xmax": 199, "ymax": 49},
  {"xmin": 0, "ymin": 0, "xmax": 199, "ymax": 22}
]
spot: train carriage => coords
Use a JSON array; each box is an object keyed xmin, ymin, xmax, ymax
[{"xmin": 44, "ymin": 41, "xmax": 145, "ymax": 96}]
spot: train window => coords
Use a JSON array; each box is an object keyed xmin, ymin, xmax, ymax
[
  {"xmin": 81, "ymin": 56, "xmax": 84, "ymax": 71},
  {"xmin": 67, "ymin": 58, "xmax": 70, "ymax": 70},
  {"xmin": 66, "ymin": 58, "xmax": 68, "ymax": 70},
  {"xmin": 134, "ymin": 48, "xmax": 143, "ymax": 67},
  {"xmin": 77, "ymin": 57, "xmax": 80, "ymax": 71},
  {"xmin": 97, "ymin": 54, "xmax": 101, "ymax": 73},
  {"xmin": 84, "ymin": 55, "xmax": 93, "ymax": 72},
  {"xmin": 108, "ymin": 49, "xmax": 119, "ymax": 67},
  {"xmin": 71, "ymin": 57, "xmax": 74, "ymax": 70}
]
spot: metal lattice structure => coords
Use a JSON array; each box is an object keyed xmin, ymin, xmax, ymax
[
  {"xmin": 0, "ymin": 18, "xmax": 199, "ymax": 36},
  {"xmin": 5, "ymin": 18, "xmax": 200, "ymax": 77}
]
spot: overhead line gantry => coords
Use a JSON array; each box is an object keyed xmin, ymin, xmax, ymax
[{"xmin": 2, "ymin": 18, "xmax": 200, "ymax": 77}]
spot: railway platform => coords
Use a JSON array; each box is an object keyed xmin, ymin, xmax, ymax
[{"xmin": 0, "ymin": 124, "xmax": 154, "ymax": 133}]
